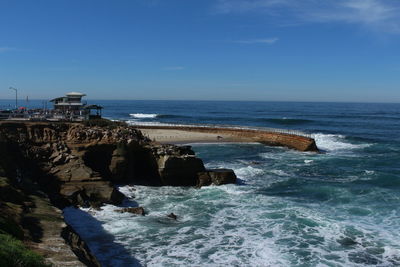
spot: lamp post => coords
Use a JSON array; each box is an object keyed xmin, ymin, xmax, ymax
[{"xmin": 9, "ymin": 87, "xmax": 18, "ymax": 109}]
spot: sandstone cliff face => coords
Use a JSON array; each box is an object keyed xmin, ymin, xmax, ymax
[
  {"xmin": 151, "ymin": 144, "xmax": 205, "ymax": 186},
  {"xmin": 0, "ymin": 122, "xmax": 237, "ymax": 207},
  {"xmin": 0, "ymin": 121, "xmax": 237, "ymax": 266},
  {"xmin": 0, "ymin": 122, "xmax": 148, "ymax": 207}
]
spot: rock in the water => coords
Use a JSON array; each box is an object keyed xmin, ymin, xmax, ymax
[
  {"xmin": 167, "ymin": 213, "xmax": 177, "ymax": 220},
  {"xmin": 158, "ymin": 155, "xmax": 205, "ymax": 186},
  {"xmin": 60, "ymin": 181, "xmax": 124, "ymax": 207},
  {"xmin": 115, "ymin": 207, "xmax": 145, "ymax": 216},
  {"xmin": 197, "ymin": 169, "xmax": 237, "ymax": 187},
  {"xmin": 208, "ymin": 169, "xmax": 237, "ymax": 185},
  {"xmin": 197, "ymin": 172, "xmax": 212, "ymax": 187}
]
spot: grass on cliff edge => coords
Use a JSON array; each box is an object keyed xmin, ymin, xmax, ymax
[
  {"xmin": 83, "ymin": 118, "xmax": 127, "ymax": 128},
  {"xmin": 0, "ymin": 234, "xmax": 49, "ymax": 267}
]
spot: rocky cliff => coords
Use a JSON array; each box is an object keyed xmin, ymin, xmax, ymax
[
  {"xmin": 0, "ymin": 121, "xmax": 236, "ymax": 266},
  {"xmin": 0, "ymin": 122, "xmax": 236, "ymax": 206}
]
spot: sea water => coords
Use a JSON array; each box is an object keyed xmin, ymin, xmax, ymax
[{"xmin": 3, "ymin": 100, "xmax": 397, "ymax": 266}]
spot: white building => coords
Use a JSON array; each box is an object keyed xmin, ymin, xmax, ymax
[{"xmin": 50, "ymin": 92, "xmax": 87, "ymax": 111}]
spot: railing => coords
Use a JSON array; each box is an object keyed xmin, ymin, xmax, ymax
[
  {"xmin": 129, "ymin": 122, "xmax": 313, "ymax": 139},
  {"xmin": 5, "ymin": 113, "xmax": 85, "ymax": 122}
]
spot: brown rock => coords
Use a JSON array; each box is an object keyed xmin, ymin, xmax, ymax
[
  {"xmin": 208, "ymin": 169, "xmax": 237, "ymax": 185},
  {"xmin": 70, "ymin": 164, "xmax": 95, "ymax": 181},
  {"xmin": 53, "ymin": 154, "xmax": 66, "ymax": 165},
  {"xmin": 157, "ymin": 155, "xmax": 205, "ymax": 186},
  {"xmin": 197, "ymin": 172, "xmax": 212, "ymax": 187},
  {"xmin": 59, "ymin": 181, "xmax": 124, "ymax": 206},
  {"xmin": 115, "ymin": 207, "xmax": 145, "ymax": 216},
  {"xmin": 197, "ymin": 169, "xmax": 237, "ymax": 187},
  {"xmin": 61, "ymin": 225, "xmax": 101, "ymax": 267}
]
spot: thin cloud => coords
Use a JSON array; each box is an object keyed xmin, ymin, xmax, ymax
[
  {"xmin": 0, "ymin": 47, "xmax": 18, "ymax": 53},
  {"xmin": 163, "ymin": 66, "xmax": 185, "ymax": 71},
  {"xmin": 214, "ymin": 0, "xmax": 400, "ymax": 34},
  {"xmin": 233, "ymin": 37, "xmax": 279, "ymax": 44}
]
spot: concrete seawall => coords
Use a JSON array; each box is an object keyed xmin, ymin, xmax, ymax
[{"xmin": 137, "ymin": 125, "xmax": 319, "ymax": 152}]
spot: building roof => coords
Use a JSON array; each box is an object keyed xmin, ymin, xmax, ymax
[
  {"xmin": 54, "ymin": 102, "xmax": 84, "ymax": 106},
  {"xmin": 49, "ymin": 97, "xmax": 66, "ymax": 102},
  {"xmin": 66, "ymin": 92, "xmax": 86, "ymax": 97}
]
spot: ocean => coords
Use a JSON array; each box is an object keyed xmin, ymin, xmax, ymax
[{"xmin": 2, "ymin": 100, "xmax": 399, "ymax": 266}]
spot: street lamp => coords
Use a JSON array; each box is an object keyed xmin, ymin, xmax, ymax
[{"xmin": 9, "ymin": 87, "xmax": 18, "ymax": 109}]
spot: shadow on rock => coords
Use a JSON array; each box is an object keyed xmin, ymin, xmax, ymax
[{"xmin": 63, "ymin": 207, "xmax": 143, "ymax": 267}]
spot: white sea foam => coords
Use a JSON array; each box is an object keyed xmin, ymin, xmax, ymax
[
  {"xmin": 234, "ymin": 166, "xmax": 264, "ymax": 179},
  {"xmin": 63, "ymin": 182, "xmax": 400, "ymax": 267},
  {"xmin": 270, "ymin": 169, "xmax": 290, "ymax": 176},
  {"xmin": 129, "ymin": 113, "xmax": 158, "ymax": 119},
  {"xmin": 61, "ymin": 141, "xmax": 398, "ymax": 267},
  {"xmin": 312, "ymin": 133, "xmax": 371, "ymax": 152},
  {"xmin": 126, "ymin": 120, "xmax": 165, "ymax": 126},
  {"xmin": 304, "ymin": 159, "xmax": 314, "ymax": 164}
]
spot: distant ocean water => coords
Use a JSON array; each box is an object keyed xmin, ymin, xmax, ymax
[{"xmin": 3, "ymin": 100, "xmax": 399, "ymax": 266}]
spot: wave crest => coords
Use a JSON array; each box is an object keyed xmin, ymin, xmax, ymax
[
  {"xmin": 312, "ymin": 133, "xmax": 372, "ymax": 152},
  {"xmin": 129, "ymin": 113, "xmax": 158, "ymax": 119}
]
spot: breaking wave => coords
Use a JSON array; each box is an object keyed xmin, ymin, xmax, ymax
[
  {"xmin": 312, "ymin": 133, "xmax": 372, "ymax": 152},
  {"xmin": 129, "ymin": 113, "xmax": 158, "ymax": 119}
]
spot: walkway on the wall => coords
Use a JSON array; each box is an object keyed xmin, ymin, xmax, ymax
[{"xmin": 136, "ymin": 124, "xmax": 319, "ymax": 152}]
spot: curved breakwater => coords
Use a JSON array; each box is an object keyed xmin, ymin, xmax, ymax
[{"xmin": 136, "ymin": 125, "xmax": 319, "ymax": 152}]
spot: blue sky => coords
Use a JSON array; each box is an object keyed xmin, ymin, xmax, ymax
[{"xmin": 0, "ymin": 0, "xmax": 400, "ymax": 102}]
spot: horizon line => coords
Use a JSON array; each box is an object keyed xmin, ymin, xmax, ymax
[{"xmin": 0, "ymin": 98, "xmax": 399, "ymax": 105}]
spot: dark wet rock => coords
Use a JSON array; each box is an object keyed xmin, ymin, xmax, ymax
[
  {"xmin": 197, "ymin": 172, "xmax": 213, "ymax": 187},
  {"xmin": 157, "ymin": 155, "xmax": 205, "ymax": 186},
  {"xmin": 60, "ymin": 181, "xmax": 125, "ymax": 207},
  {"xmin": 197, "ymin": 169, "xmax": 237, "ymax": 187},
  {"xmin": 167, "ymin": 213, "xmax": 177, "ymax": 220},
  {"xmin": 208, "ymin": 169, "xmax": 237, "ymax": 185},
  {"xmin": 61, "ymin": 225, "xmax": 101, "ymax": 267},
  {"xmin": 116, "ymin": 207, "xmax": 145, "ymax": 216}
]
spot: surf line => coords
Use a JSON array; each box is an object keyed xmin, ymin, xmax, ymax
[{"xmin": 136, "ymin": 124, "xmax": 319, "ymax": 152}]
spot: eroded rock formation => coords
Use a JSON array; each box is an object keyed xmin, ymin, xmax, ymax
[
  {"xmin": 197, "ymin": 169, "xmax": 237, "ymax": 187},
  {"xmin": 0, "ymin": 122, "xmax": 237, "ymax": 207},
  {"xmin": 0, "ymin": 121, "xmax": 237, "ymax": 266}
]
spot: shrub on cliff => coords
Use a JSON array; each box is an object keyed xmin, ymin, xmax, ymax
[
  {"xmin": 0, "ymin": 216, "xmax": 24, "ymax": 240},
  {"xmin": 83, "ymin": 118, "xmax": 127, "ymax": 128},
  {"xmin": 0, "ymin": 234, "xmax": 49, "ymax": 267}
]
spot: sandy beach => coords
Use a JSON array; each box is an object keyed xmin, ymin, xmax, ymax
[
  {"xmin": 136, "ymin": 126, "xmax": 318, "ymax": 152},
  {"xmin": 139, "ymin": 128, "xmax": 239, "ymax": 143}
]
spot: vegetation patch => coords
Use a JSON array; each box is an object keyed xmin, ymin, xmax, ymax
[
  {"xmin": 83, "ymin": 118, "xmax": 127, "ymax": 128},
  {"xmin": 0, "ymin": 233, "xmax": 49, "ymax": 267}
]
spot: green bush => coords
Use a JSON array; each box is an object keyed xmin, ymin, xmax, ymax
[
  {"xmin": 83, "ymin": 118, "xmax": 127, "ymax": 128},
  {"xmin": 0, "ymin": 234, "xmax": 49, "ymax": 267}
]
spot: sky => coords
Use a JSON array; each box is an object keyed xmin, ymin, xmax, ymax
[{"xmin": 0, "ymin": 0, "xmax": 400, "ymax": 102}]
